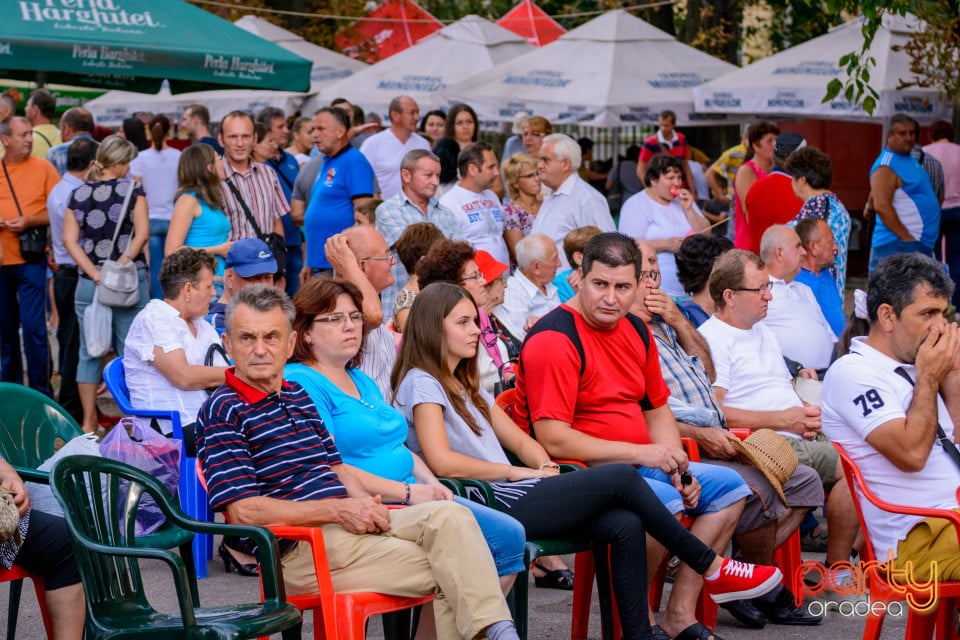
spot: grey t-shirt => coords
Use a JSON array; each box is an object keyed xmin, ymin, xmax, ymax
[{"xmin": 394, "ymin": 368, "xmax": 509, "ymax": 466}]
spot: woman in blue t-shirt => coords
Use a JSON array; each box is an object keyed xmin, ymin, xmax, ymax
[
  {"xmin": 165, "ymin": 144, "xmax": 231, "ymax": 295},
  {"xmin": 283, "ymin": 277, "xmax": 526, "ymax": 595}
]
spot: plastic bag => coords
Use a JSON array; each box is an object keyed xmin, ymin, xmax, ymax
[
  {"xmin": 26, "ymin": 433, "xmax": 103, "ymax": 517},
  {"xmin": 99, "ymin": 417, "xmax": 181, "ymax": 536},
  {"xmin": 83, "ymin": 295, "xmax": 113, "ymax": 358}
]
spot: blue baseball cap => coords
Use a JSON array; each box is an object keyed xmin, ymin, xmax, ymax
[{"xmin": 225, "ymin": 238, "xmax": 277, "ymax": 278}]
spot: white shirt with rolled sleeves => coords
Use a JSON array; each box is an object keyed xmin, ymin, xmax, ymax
[
  {"xmin": 821, "ymin": 337, "xmax": 960, "ymax": 561},
  {"xmin": 761, "ymin": 275, "xmax": 838, "ymax": 371},
  {"xmin": 698, "ymin": 315, "xmax": 804, "ymax": 439},
  {"xmin": 439, "ymin": 185, "xmax": 510, "ymax": 265},
  {"xmin": 494, "ymin": 270, "xmax": 560, "ymax": 341},
  {"xmin": 531, "ymin": 173, "xmax": 615, "ymax": 270},
  {"xmin": 359, "ymin": 130, "xmax": 430, "ymax": 200}
]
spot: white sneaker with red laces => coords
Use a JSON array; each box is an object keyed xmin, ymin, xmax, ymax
[{"xmin": 704, "ymin": 558, "xmax": 783, "ymax": 604}]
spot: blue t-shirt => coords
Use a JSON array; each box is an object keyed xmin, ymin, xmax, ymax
[
  {"xmin": 678, "ymin": 299, "xmax": 710, "ymax": 328},
  {"xmin": 180, "ymin": 191, "xmax": 230, "ymax": 277},
  {"xmin": 870, "ymin": 147, "xmax": 940, "ymax": 249},
  {"xmin": 266, "ymin": 150, "xmax": 303, "ymax": 248},
  {"xmin": 284, "ymin": 363, "xmax": 415, "ymax": 483},
  {"xmin": 553, "ymin": 269, "xmax": 576, "ymax": 302},
  {"xmin": 794, "ymin": 267, "xmax": 845, "ymax": 337},
  {"xmin": 303, "ymin": 146, "xmax": 375, "ymax": 268}
]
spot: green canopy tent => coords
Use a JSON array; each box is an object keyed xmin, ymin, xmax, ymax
[{"xmin": 1, "ymin": 0, "xmax": 311, "ymax": 93}]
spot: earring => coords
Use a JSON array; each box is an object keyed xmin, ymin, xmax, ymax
[
  {"xmin": 305, "ymin": 340, "xmax": 312, "ymax": 346},
  {"xmin": 186, "ymin": 296, "xmax": 191, "ymax": 303}
]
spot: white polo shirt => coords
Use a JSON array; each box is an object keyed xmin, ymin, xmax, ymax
[{"xmin": 822, "ymin": 337, "xmax": 960, "ymax": 560}]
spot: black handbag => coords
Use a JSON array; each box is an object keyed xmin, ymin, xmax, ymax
[
  {"xmin": 2, "ymin": 160, "xmax": 47, "ymax": 263},
  {"xmin": 224, "ymin": 177, "xmax": 287, "ymax": 275}
]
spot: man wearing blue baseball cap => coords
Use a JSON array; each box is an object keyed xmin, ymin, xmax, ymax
[{"xmin": 206, "ymin": 238, "xmax": 278, "ymax": 335}]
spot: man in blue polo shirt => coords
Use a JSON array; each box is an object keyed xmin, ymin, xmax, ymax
[
  {"xmin": 300, "ymin": 107, "xmax": 374, "ymax": 282},
  {"xmin": 197, "ymin": 284, "xmax": 521, "ymax": 640},
  {"xmin": 867, "ymin": 113, "xmax": 941, "ymax": 274}
]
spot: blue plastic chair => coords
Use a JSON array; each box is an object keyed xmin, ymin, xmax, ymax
[{"xmin": 101, "ymin": 357, "xmax": 213, "ymax": 578}]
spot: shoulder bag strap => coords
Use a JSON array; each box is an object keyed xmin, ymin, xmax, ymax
[
  {"xmin": 1, "ymin": 161, "xmax": 24, "ymax": 218},
  {"xmin": 893, "ymin": 366, "xmax": 960, "ymax": 474},
  {"xmin": 109, "ymin": 179, "xmax": 137, "ymax": 258},
  {"xmin": 224, "ymin": 176, "xmax": 265, "ymax": 238},
  {"xmin": 33, "ymin": 129, "xmax": 52, "ymax": 147}
]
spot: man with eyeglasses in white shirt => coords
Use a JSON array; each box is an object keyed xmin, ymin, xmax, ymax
[{"xmin": 698, "ymin": 249, "xmax": 860, "ymax": 598}]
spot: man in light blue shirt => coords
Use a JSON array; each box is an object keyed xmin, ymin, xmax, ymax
[
  {"xmin": 45, "ymin": 108, "xmax": 97, "ymax": 177},
  {"xmin": 375, "ymin": 149, "xmax": 462, "ymax": 313}
]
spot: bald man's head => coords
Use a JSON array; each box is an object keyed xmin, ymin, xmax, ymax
[{"xmin": 343, "ymin": 225, "xmax": 395, "ymax": 293}]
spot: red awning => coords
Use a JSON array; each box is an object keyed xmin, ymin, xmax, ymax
[
  {"xmin": 336, "ymin": 0, "xmax": 444, "ymax": 63},
  {"xmin": 496, "ymin": 0, "xmax": 566, "ymax": 47}
]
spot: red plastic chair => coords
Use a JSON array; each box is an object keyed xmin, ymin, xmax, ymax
[
  {"xmin": 0, "ymin": 566, "xmax": 52, "ymax": 639},
  {"xmin": 196, "ymin": 461, "xmax": 433, "ymax": 640},
  {"xmin": 834, "ymin": 442, "xmax": 960, "ymax": 639}
]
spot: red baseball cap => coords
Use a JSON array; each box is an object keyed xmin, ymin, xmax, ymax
[{"xmin": 474, "ymin": 250, "xmax": 508, "ymax": 284}]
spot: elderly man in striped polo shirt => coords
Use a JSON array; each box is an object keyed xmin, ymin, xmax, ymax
[{"xmin": 197, "ymin": 284, "xmax": 521, "ymax": 640}]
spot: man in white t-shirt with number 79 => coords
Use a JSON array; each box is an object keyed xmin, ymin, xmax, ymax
[{"xmin": 822, "ymin": 253, "xmax": 960, "ymax": 581}]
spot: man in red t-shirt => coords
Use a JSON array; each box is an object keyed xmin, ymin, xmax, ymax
[
  {"xmin": 514, "ymin": 232, "xmax": 751, "ymax": 639},
  {"xmin": 637, "ymin": 110, "xmax": 697, "ymax": 199},
  {"xmin": 743, "ymin": 132, "xmax": 806, "ymax": 254}
]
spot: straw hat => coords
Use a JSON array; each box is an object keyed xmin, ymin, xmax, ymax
[{"xmin": 729, "ymin": 429, "xmax": 798, "ymax": 504}]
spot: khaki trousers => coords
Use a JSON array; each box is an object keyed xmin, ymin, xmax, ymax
[{"xmin": 282, "ymin": 500, "xmax": 511, "ymax": 639}]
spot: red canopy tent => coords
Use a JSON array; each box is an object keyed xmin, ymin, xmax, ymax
[
  {"xmin": 336, "ymin": 0, "xmax": 443, "ymax": 63},
  {"xmin": 496, "ymin": 0, "xmax": 566, "ymax": 47}
]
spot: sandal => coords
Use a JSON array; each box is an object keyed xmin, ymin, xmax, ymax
[
  {"xmin": 800, "ymin": 526, "xmax": 829, "ymax": 552},
  {"xmin": 532, "ymin": 563, "xmax": 574, "ymax": 590},
  {"xmin": 674, "ymin": 622, "xmax": 725, "ymax": 640},
  {"xmin": 650, "ymin": 624, "xmax": 672, "ymax": 640}
]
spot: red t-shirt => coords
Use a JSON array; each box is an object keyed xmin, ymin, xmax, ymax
[
  {"xmin": 514, "ymin": 305, "xmax": 671, "ymax": 444},
  {"xmin": 744, "ymin": 171, "xmax": 803, "ymax": 254}
]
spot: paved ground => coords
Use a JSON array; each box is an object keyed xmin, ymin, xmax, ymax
[{"xmin": 2, "ymin": 547, "xmax": 912, "ymax": 639}]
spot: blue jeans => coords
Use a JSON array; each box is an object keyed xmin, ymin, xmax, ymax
[
  {"xmin": 0, "ymin": 262, "xmax": 50, "ymax": 395},
  {"xmin": 638, "ymin": 460, "xmax": 751, "ymax": 516},
  {"xmin": 74, "ymin": 269, "xmax": 149, "ymax": 383},
  {"xmin": 453, "ymin": 496, "xmax": 526, "ymax": 576},
  {"xmin": 148, "ymin": 218, "xmax": 169, "ymax": 299},
  {"xmin": 868, "ymin": 238, "xmax": 933, "ymax": 275}
]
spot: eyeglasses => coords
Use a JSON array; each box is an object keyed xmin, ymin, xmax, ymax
[
  {"xmin": 361, "ymin": 254, "xmax": 394, "ymax": 263},
  {"xmin": 518, "ymin": 172, "xmax": 538, "ymax": 180},
  {"xmin": 640, "ymin": 270, "xmax": 661, "ymax": 282},
  {"xmin": 459, "ymin": 271, "xmax": 485, "ymax": 283},
  {"xmin": 732, "ymin": 284, "xmax": 771, "ymax": 295},
  {"xmin": 313, "ymin": 311, "xmax": 366, "ymax": 326}
]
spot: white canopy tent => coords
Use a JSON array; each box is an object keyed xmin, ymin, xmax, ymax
[
  {"xmin": 444, "ymin": 9, "xmax": 740, "ymax": 127},
  {"xmin": 85, "ymin": 15, "xmax": 367, "ymax": 127},
  {"xmin": 304, "ymin": 15, "xmax": 533, "ymax": 118},
  {"xmin": 693, "ymin": 13, "xmax": 951, "ymax": 123}
]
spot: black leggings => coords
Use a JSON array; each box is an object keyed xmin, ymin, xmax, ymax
[{"xmin": 502, "ymin": 464, "xmax": 717, "ymax": 640}]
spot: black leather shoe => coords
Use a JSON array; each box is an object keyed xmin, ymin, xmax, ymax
[
  {"xmin": 752, "ymin": 587, "xmax": 822, "ymax": 625},
  {"xmin": 720, "ymin": 598, "xmax": 767, "ymax": 629}
]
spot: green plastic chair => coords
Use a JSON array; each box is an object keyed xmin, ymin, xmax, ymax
[
  {"xmin": 49, "ymin": 455, "xmax": 302, "ymax": 640},
  {"xmin": 0, "ymin": 382, "xmax": 83, "ymax": 640}
]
